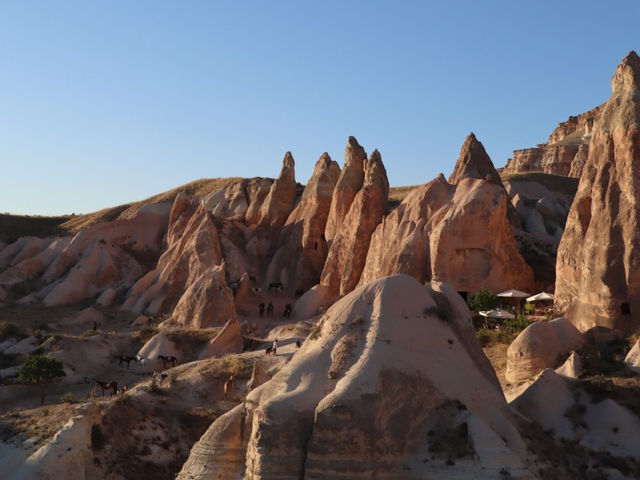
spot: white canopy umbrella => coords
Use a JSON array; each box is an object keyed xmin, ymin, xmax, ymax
[
  {"xmin": 527, "ymin": 292, "xmax": 555, "ymax": 302},
  {"xmin": 479, "ymin": 309, "xmax": 516, "ymax": 320},
  {"xmin": 497, "ymin": 289, "xmax": 530, "ymax": 298}
]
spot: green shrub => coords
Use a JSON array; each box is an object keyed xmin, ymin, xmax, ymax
[
  {"xmin": 524, "ymin": 302, "xmax": 535, "ymax": 315},
  {"xmin": 0, "ymin": 322, "xmax": 23, "ymax": 342},
  {"xmin": 468, "ymin": 287, "xmax": 498, "ymax": 312},
  {"xmin": 61, "ymin": 392, "xmax": 77, "ymax": 403}
]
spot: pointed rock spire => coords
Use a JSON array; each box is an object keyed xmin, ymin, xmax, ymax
[
  {"xmin": 448, "ymin": 133, "xmax": 503, "ymax": 187},
  {"xmin": 324, "ymin": 137, "xmax": 367, "ymax": 244},
  {"xmin": 611, "ymin": 50, "xmax": 640, "ymax": 93},
  {"xmin": 555, "ymin": 51, "xmax": 640, "ymax": 333}
]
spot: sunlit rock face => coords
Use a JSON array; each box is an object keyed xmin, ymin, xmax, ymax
[{"xmin": 555, "ymin": 51, "xmax": 640, "ymax": 333}]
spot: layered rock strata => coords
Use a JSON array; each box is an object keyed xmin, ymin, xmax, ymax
[{"xmin": 503, "ymin": 105, "xmax": 603, "ymax": 177}]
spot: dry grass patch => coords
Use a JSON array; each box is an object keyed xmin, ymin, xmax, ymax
[
  {"xmin": 387, "ymin": 185, "xmax": 420, "ymax": 211},
  {"xmin": 0, "ymin": 403, "xmax": 76, "ymax": 447}
]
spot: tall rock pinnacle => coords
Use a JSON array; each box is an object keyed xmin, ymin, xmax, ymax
[
  {"xmin": 555, "ymin": 51, "xmax": 640, "ymax": 333},
  {"xmin": 448, "ymin": 133, "xmax": 503, "ymax": 187}
]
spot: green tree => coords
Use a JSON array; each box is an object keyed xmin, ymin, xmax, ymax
[
  {"xmin": 18, "ymin": 355, "xmax": 65, "ymax": 405},
  {"xmin": 468, "ymin": 287, "xmax": 499, "ymax": 312}
]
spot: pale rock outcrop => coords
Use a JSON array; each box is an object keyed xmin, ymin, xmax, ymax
[
  {"xmin": 7, "ymin": 403, "xmax": 102, "ymax": 480},
  {"xmin": 291, "ymin": 283, "xmax": 332, "ymax": 319},
  {"xmin": 324, "ymin": 136, "xmax": 367, "ymax": 244},
  {"xmin": 449, "ymin": 132, "xmax": 503, "ymax": 187},
  {"xmin": 266, "ymin": 153, "xmax": 340, "ymax": 292},
  {"xmin": 5, "ymin": 335, "xmax": 40, "ymax": 356},
  {"xmin": 555, "ymin": 351, "xmax": 582, "ymax": 378},
  {"xmin": 511, "ymin": 369, "xmax": 640, "ymax": 458},
  {"xmin": 172, "ymin": 263, "xmax": 236, "ymax": 328},
  {"xmin": 503, "ymin": 104, "xmax": 603, "ymax": 177},
  {"xmin": 429, "ymin": 176, "xmax": 534, "ymax": 294},
  {"xmin": 204, "ymin": 178, "xmax": 273, "ymax": 221},
  {"xmin": 506, "ymin": 317, "xmax": 586, "ymax": 383},
  {"xmin": 255, "ymin": 152, "xmax": 297, "ymax": 232},
  {"xmin": 137, "ymin": 332, "xmax": 181, "ymax": 372},
  {"xmin": 360, "ymin": 134, "xmax": 533, "ymax": 295},
  {"xmin": 320, "ymin": 150, "xmax": 389, "ymax": 297},
  {"xmin": 96, "ymin": 288, "xmax": 117, "ymax": 306},
  {"xmin": 247, "ymin": 360, "xmax": 271, "ymax": 391},
  {"xmin": 555, "ymin": 51, "xmax": 640, "ymax": 333},
  {"xmin": 179, "ymin": 275, "xmax": 536, "ymax": 480},
  {"xmin": 0, "ymin": 202, "xmax": 170, "ymax": 306},
  {"xmin": 360, "ymin": 174, "xmax": 453, "ymax": 285},
  {"xmin": 124, "ymin": 195, "xmax": 235, "ymax": 327},
  {"xmin": 199, "ymin": 317, "xmax": 243, "ymax": 359},
  {"xmin": 0, "ymin": 236, "xmax": 53, "ymax": 270},
  {"xmin": 625, "ymin": 339, "xmax": 640, "ymax": 374}
]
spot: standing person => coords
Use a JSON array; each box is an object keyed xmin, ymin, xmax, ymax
[
  {"xmin": 272, "ymin": 338, "xmax": 278, "ymax": 356},
  {"xmin": 267, "ymin": 302, "xmax": 274, "ymax": 317},
  {"xmin": 259, "ymin": 303, "xmax": 265, "ymax": 317}
]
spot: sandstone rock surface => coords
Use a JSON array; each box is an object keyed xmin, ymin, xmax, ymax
[
  {"xmin": 506, "ymin": 317, "xmax": 586, "ymax": 383},
  {"xmin": 179, "ymin": 275, "xmax": 535, "ymax": 480},
  {"xmin": 324, "ymin": 136, "xmax": 366, "ymax": 245},
  {"xmin": 360, "ymin": 134, "xmax": 533, "ymax": 295},
  {"xmin": 503, "ymin": 105, "xmax": 603, "ymax": 177},
  {"xmin": 199, "ymin": 317, "xmax": 243, "ymax": 359},
  {"xmin": 320, "ymin": 150, "xmax": 389, "ymax": 297},
  {"xmin": 266, "ymin": 153, "xmax": 340, "ymax": 292},
  {"xmin": 555, "ymin": 51, "xmax": 640, "ymax": 333}
]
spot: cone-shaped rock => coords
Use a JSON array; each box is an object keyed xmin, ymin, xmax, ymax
[
  {"xmin": 555, "ymin": 51, "xmax": 640, "ymax": 332},
  {"xmin": 320, "ymin": 149, "xmax": 389, "ymax": 297},
  {"xmin": 256, "ymin": 152, "xmax": 297, "ymax": 231},
  {"xmin": 123, "ymin": 195, "xmax": 235, "ymax": 327},
  {"xmin": 361, "ymin": 135, "xmax": 533, "ymax": 295},
  {"xmin": 324, "ymin": 137, "xmax": 367, "ymax": 245},
  {"xmin": 178, "ymin": 275, "xmax": 535, "ymax": 479},
  {"xmin": 448, "ymin": 133, "xmax": 504, "ymax": 187},
  {"xmin": 360, "ymin": 174, "xmax": 454, "ymax": 285},
  {"xmin": 265, "ymin": 153, "xmax": 340, "ymax": 292}
]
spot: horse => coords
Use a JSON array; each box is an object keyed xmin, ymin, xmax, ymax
[
  {"xmin": 268, "ymin": 282, "xmax": 284, "ymax": 292},
  {"xmin": 95, "ymin": 380, "xmax": 110, "ymax": 397},
  {"xmin": 158, "ymin": 355, "xmax": 178, "ymax": 369},
  {"xmin": 115, "ymin": 355, "xmax": 139, "ymax": 369}
]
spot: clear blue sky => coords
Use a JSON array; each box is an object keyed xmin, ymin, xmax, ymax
[{"xmin": 1, "ymin": 1, "xmax": 638, "ymax": 215}]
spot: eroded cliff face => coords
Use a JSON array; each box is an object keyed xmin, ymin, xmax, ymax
[
  {"xmin": 320, "ymin": 149, "xmax": 389, "ymax": 298},
  {"xmin": 123, "ymin": 195, "xmax": 236, "ymax": 327},
  {"xmin": 178, "ymin": 275, "xmax": 535, "ymax": 480},
  {"xmin": 503, "ymin": 104, "xmax": 603, "ymax": 177},
  {"xmin": 555, "ymin": 51, "xmax": 640, "ymax": 333},
  {"xmin": 265, "ymin": 153, "xmax": 341, "ymax": 292},
  {"xmin": 360, "ymin": 134, "xmax": 534, "ymax": 295}
]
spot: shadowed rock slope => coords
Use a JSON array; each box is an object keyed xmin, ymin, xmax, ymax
[{"xmin": 178, "ymin": 274, "xmax": 536, "ymax": 480}]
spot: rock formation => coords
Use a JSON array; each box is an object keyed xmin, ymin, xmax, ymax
[
  {"xmin": 265, "ymin": 153, "xmax": 340, "ymax": 292},
  {"xmin": 511, "ymin": 368, "xmax": 640, "ymax": 459},
  {"xmin": 359, "ymin": 174, "xmax": 453, "ymax": 284},
  {"xmin": 360, "ymin": 134, "xmax": 534, "ymax": 295},
  {"xmin": 178, "ymin": 275, "xmax": 536, "ymax": 480},
  {"xmin": 199, "ymin": 317, "xmax": 243, "ymax": 359},
  {"xmin": 320, "ymin": 149, "xmax": 389, "ymax": 297},
  {"xmin": 503, "ymin": 104, "xmax": 603, "ymax": 177},
  {"xmin": 449, "ymin": 133, "xmax": 504, "ymax": 187},
  {"xmin": 255, "ymin": 152, "xmax": 297, "ymax": 232},
  {"xmin": 505, "ymin": 317, "xmax": 586, "ymax": 383},
  {"xmin": 124, "ymin": 195, "xmax": 236, "ymax": 327},
  {"xmin": 0, "ymin": 203, "xmax": 170, "ymax": 306},
  {"xmin": 204, "ymin": 178, "xmax": 273, "ymax": 221},
  {"xmin": 324, "ymin": 136, "xmax": 367, "ymax": 245},
  {"xmin": 555, "ymin": 51, "xmax": 640, "ymax": 333}
]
